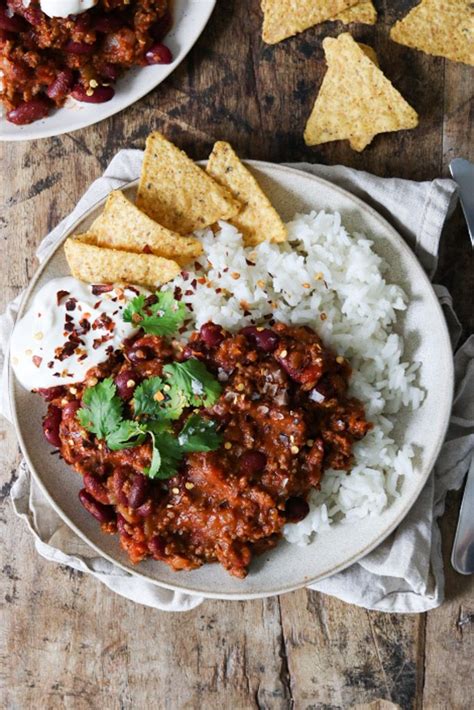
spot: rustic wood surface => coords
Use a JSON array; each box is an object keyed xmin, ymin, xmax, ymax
[{"xmin": 1, "ymin": 2, "xmax": 473, "ymax": 708}]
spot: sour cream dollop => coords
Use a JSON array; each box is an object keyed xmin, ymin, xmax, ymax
[
  {"xmin": 10, "ymin": 278, "xmax": 142, "ymax": 390},
  {"xmin": 38, "ymin": 0, "xmax": 99, "ymax": 19}
]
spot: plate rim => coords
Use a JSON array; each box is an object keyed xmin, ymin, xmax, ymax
[
  {"xmin": 0, "ymin": 0, "xmax": 216, "ymax": 142},
  {"xmin": 9, "ymin": 161, "xmax": 455, "ymax": 600}
]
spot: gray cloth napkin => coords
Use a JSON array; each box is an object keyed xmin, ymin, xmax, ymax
[{"xmin": 1, "ymin": 150, "xmax": 472, "ymax": 613}]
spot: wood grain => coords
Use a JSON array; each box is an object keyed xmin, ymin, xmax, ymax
[{"xmin": 1, "ymin": 1, "xmax": 473, "ymax": 708}]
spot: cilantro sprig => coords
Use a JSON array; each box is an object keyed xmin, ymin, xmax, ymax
[
  {"xmin": 77, "ymin": 368, "xmax": 222, "ymax": 480},
  {"xmin": 123, "ymin": 291, "xmax": 186, "ymax": 336},
  {"xmin": 76, "ymin": 293, "xmax": 223, "ymax": 479}
]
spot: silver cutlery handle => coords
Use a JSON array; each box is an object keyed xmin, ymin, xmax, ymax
[
  {"xmin": 451, "ymin": 455, "xmax": 474, "ymax": 574},
  {"xmin": 449, "ymin": 158, "xmax": 474, "ymax": 250}
]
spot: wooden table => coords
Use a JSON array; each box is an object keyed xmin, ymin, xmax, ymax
[{"xmin": 1, "ymin": 2, "xmax": 473, "ymax": 708}]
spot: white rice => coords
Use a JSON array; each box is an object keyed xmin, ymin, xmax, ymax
[{"xmin": 166, "ymin": 210, "xmax": 424, "ymax": 545}]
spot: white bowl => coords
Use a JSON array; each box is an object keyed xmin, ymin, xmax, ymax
[
  {"xmin": 10, "ymin": 162, "xmax": 454, "ymax": 599},
  {"xmin": 0, "ymin": 0, "xmax": 216, "ymax": 142}
]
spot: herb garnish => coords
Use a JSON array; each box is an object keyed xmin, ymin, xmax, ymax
[
  {"xmin": 77, "ymin": 378, "xmax": 123, "ymax": 440},
  {"xmin": 163, "ymin": 360, "xmax": 222, "ymax": 408},
  {"xmin": 78, "ymin": 376, "xmax": 222, "ymax": 479},
  {"xmin": 123, "ymin": 291, "xmax": 186, "ymax": 336},
  {"xmin": 77, "ymin": 294, "xmax": 223, "ymax": 478},
  {"xmin": 178, "ymin": 414, "xmax": 223, "ymax": 452},
  {"xmin": 133, "ymin": 376, "xmax": 165, "ymax": 420}
]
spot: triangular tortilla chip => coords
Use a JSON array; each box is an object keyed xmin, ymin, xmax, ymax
[
  {"xmin": 89, "ymin": 190, "xmax": 203, "ymax": 266},
  {"xmin": 261, "ymin": 0, "xmax": 360, "ymax": 44},
  {"xmin": 136, "ymin": 132, "xmax": 242, "ymax": 234},
  {"xmin": 206, "ymin": 142, "xmax": 287, "ymax": 246},
  {"xmin": 390, "ymin": 0, "xmax": 474, "ymax": 66},
  {"xmin": 304, "ymin": 33, "xmax": 419, "ymax": 151},
  {"xmin": 332, "ymin": 1, "xmax": 377, "ymax": 25},
  {"xmin": 64, "ymin": 236, "xmax": 180, "ymax": 289}
]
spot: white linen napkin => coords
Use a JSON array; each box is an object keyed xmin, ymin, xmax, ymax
[{"xmin": 1, "ymin": 150, "xmax": 473, "ymax": 613}]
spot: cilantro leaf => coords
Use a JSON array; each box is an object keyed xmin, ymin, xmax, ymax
[
  {"xmin": 163, "ymin": 360, "xmax": 222, "ymax": 408},
  {"xmin": 146, "ymin": 419, "xmax": 173, "ymax": 436},
  {"xmin": 123, "ymin": 294, "xmax": 146, "ymax": 325},
  {"xmin": 145, "ymin": 431, "xmax": 162, "ymax": 478},
  {"xmin": 106, "ymin": 420, "xmax": 147, "ymax": 451},
  {"xmin": 178, "ymin": 414, "xmax": 223, "ymax": 452},
  {"xmin": 145, "ymin": 430, "xmax": 182, "ymax": 479},
  {"xmin": 155, "ymin": 432, "xmax": 183, "ymax": 478},
  {"xmin": 161, "ymin": 384, "xmax": 187, "ymax": 421},
  {"xmin": 123, "ymin": 291, "xmax": 186, "ymax": 336},
  {"xmin": 77, "ymin": 378, "xmax": 123, "ymax": 440},
  {"xmin": 133, "ymin": 377, "xmax": 164, "ymax": 420}
]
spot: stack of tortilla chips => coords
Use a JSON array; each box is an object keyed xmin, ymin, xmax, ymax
[{"xmin": 64, "ymin": 133, "xmax": 288, "ymax": 289}]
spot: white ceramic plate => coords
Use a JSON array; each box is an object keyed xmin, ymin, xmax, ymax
[
  {"xmin": 0, "ymin": 0, "xmax": 216, "ymax": 142},
  {"xmin": 10, "ymin": 163, "xmax": 454, "ymax": 599}
]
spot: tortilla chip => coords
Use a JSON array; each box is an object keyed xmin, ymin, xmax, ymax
[
  {"xmin": 332, "ymin": 1, "xmax": 377, "ymax": 25},
  {"xmin": 89, "ymin": 190, "xmax": 202, "ymax": 266},
  {"xmin": 261, "ymin": 0, "xmax": 360, "ymax": 44},
  {"xmin": 390, "ymin": 0, "xmax": 474, "ymax": 66},
  {"xmin": 206, "ymin": 142, "xmax": 287, "ymax": 246},
  {"xmin": 304, "ymin": 33, "xmax": 419, "ymax": 152},
  {"xmin": 136, "ymin": 132, "xmax": 242, "ymax": 234},
  {"xmin": 64, "ymin": 236, "xmax": 180, "ymax": 289}
]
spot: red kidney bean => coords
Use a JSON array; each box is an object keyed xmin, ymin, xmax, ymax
[
  {"xmin": 285, "ymin": 497, "xmax": 310, "ymax": 523},
  {"xmin": 83, "ymin": 471, "xmax": 110, "ymax": 505},
  {"xmin": 241, "ymin": 326, "xmax": 279, "ymax": 353},
  {"xmin": 36, "ymin": 386, "xmax": 66, "ymax": 402},
  {"xmin": 199, "ymin": 322, "xmax": 224, "ymax": 347},
  {"xmin": 46, "ymin": 69, "xmax": 74, "ymax": 101},
  {"xmin": 149, "ymin": 535, "xmax": 166, "ymax": 557},
  {"xmin": 23, "ymin": 6, "xmax": 43, "ymax": 26},
  {"xmin": 93, "ymin": 14, "xmax": 124, "ymax": 33},
  {"xmin": 42, "ymin": 407, "xmax": 62, "ymax": 448},
  {"xmin": 128, "ymin": 474, "xmax": 150, "ymax": 509},
  {"xmin": 239, "ymin": 450, "xmax": 267, "ymax": 476},
  {"xmin": 255, "ymin": 329, "xmax": 280, "ymax": 352},
  {"xmin": 125, "ymin": 343, "xmax": 153, "ymax": 364},
  {"xmin": 135, "ymin": 500, "xmax": 153, "ymax": 518},
  {"xmin": 7, "ymin": 97, "xmax": 51, "ymax": 125},
  {"xmin": 99, "ymin": 62, "xmax": 120, "ymax": 82},
  {"xmin": 79, "ymin": 489, "xmax": 115, "ymax": 524},
  {"xmin": 64, "ymin": 40, "xmax": 95, "ymax": 55},
  {"xmin": 114, "ymin": 369, "xmax": 139, "ymax": 400},
  {"xmin": 112, "ymin": 466, "xmax": 131, "ymax": 506},
  {"xmin": 116, "ymin": 513, "xmax": 131, "ymax": 538},
  {"xmin": 62, "ymin": 400, "xmax": 81, "ymax": 420},
  {"xmin": 0, "ymin": 8, "xmax": 27, "ymax": 32},
  {"xmin": 145, "ymin": 43, "xmax": 172, "ymax": 65},
  {"xmin": 73, "ymin": 12, "xmax": 91, "ymax": 32},
  {"xmin": 151, "ymin": 9, "xmax": 172, "ymax": 40},
  {"xmin": 70, "ymin": 84, "xmax": 115, "ymax": 103},
  {"xmin": 241, "ymin": 326, "xmax": 259, "ymax": 339},
  {"xmin": 182, "ymin": 341, "xmax": 207, "ymax": 360}
]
